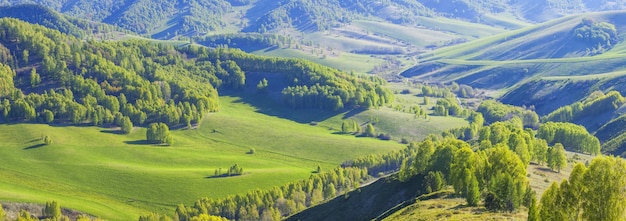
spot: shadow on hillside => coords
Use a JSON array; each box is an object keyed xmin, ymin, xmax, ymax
[
  {"xmin": 221, "ymin": 90, "xmax": 350, "ymax": 124},
  {"xmin": 23, "ymin": 144, "xmax": 46, "ymax": 150},
  {"xmin": 286, "ymin": 175, "xmax": 424, "ymax": 221},
  {"xmin": 342, "ymin": 107, "xmax": 366, "ymax": 119}
]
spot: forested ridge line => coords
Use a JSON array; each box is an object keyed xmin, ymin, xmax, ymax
[{"xmin": 0, "ymin": 18, "xmax": 392, "ymax": 130}]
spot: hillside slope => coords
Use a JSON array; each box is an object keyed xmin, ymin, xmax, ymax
[{"xmin": 402, "ymin": 11, "xmax": 626, "ymax": 114}]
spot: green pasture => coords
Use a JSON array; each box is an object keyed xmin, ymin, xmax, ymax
[{"xmin": 0, "ymin": 96, "xmax": 404, "ymax": 220}]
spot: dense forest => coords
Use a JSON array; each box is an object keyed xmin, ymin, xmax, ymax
[{"xmin": 0, "ymin": 18, "xmax": 392, "ymax": 129}]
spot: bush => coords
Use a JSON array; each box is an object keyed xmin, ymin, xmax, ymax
[
  {"xmin": 378, "ymin": 133, "xmax": 392, "ymax": 140},
  {"xmin": 43, "ymin": 135, "xmax": 52, "ymax": 145}
]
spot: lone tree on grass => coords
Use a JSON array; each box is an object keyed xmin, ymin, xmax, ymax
[
  {"xmin": 43, "ymin": 135, "xmax": 52, "ymax": 145},
  {"xmin": 146, "ymin": 123, "xmax": 173, "ymax": 145}
]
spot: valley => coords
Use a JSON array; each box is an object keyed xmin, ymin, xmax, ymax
[{"xmin": 3, "ymin": 1, "xmax": 626, "ymax": 221}]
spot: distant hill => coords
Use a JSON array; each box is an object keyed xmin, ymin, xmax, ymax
[
  {"xmin": 402, "ymin": 11, "xmax": 626, "ymax": 114},
  {"xmin": 8, "ymin": 0, "xmax": 626, "ymax": 39},
  {"xmin": 0, "ymin": 4, "xmax": 85, "ymax": 37}
]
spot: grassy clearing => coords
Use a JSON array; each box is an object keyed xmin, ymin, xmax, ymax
[
  {"xmin": 0, "ymin": 96, "xmax": 404, "ymax": 220},
  {"xmin": 527, "ymin": 151, "xmax": 596, "ymax": 198},
  {"xmin": 251, "ymin": 48, "xmax": 386, "ymax": 73}
]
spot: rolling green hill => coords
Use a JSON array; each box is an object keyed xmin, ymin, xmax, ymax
[
  {"xmin": 402, "ymin": 11, "xmax": 626, "ymax": 114},
  {"xmin": 0, "ymin": 95, "xmax": 405, "ymax": 220}
]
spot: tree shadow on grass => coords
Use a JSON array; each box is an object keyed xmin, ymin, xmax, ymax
[
  {"xmin": 205, "ymin": 174, "xmax": 243, "ymax": 179},
  {"xmin": 537, "ymin": 167, "xmax": 555, "ymax": 173},
  {"xmin": 124, "ymin": 140, "xmax": 149, "ymax": 145},
  {"xmin": 100, "ymin": 129, "xmax": 122, "ymax": 135},
  {"xmin": 23, "ymin": 144, "xmax": 46, "ymax": 150}
]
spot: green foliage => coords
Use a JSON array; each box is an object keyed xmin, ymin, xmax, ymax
[
  {"xmin": 475, "ymin": 101, "xmax": 538, "ymax": 129},
  {"xmin": 465, "ymin": 172, "xmax": 481, "ymax": 206},
  {"xmin": 121, "ymin": 116, "xmax": 133, "ymax": 134},
  {"xmin": 539, "ymin": 156, "xmax": 626, "ymax": 221},
  {"xmin": 581, "ymin": 156, "xmax": 626, "ymax": 221},
  {"xmin": 364, "ymin": 123, "xmax": 376, "ymax": 137},
  {"xmin": 42, "ymin": 109, "xmax": 54, "ymax": 124},
  {"xmin": 44, "ymin": 200, "xmax": 62, "ymax": 219},
  {"xmin": 0, "ymin": 18, "xmax": 390, "ymax": 130},
  {"xmin": 138, "ymin": 213, "xmax": 175, "ymax": 221},
  {"xmin": 256, "ymin": 78, "xmax": 269, "ymax": 94},
  {"xmin": 146, "ymin": 123, "xmax": 171, "ymax": 145},
  {"xmin": 29, "ymin": 68, "xmax": 40, "ymax": 88},
  {"xmin": 544, "ymin": 90, "xmax": 625, "ymax": 126},
  {"xmin": 0, "ymin": 203, "xmax": 4, "ymax": 221},
  {"xmin": 424, "ymin": 171, "xmax": 446, "ymax": 193},
  {"xmin": 547, "ymin": 143, "xmax": 567, "ymax": 172},
  {"xmin": 527, "ymin": 195, "xmax": 538, "ymax": 221},
  {"xmin": 0, "ymin": 63, "xmax": 15, "ymax": 99},
  {"xmin": 0, "ymin": 4, "xmax": 86, "ymax": 38},
  {"xmin": 537, "ymin": 122, "xmax": 600, "ymax": 155},
  {"xmin": 43, "ymin": 135, "xmax": 52, "ymax": 145},
  {"xmin": 574, "ymin": 18, "xmax": 618, "ymax": 53},
  {"xmin": 532, "ymin": 138, "xmax": 549, "ymax": 165},
  {"xmin": 341, "ymin": 120, "xmax": 360, "ymax": 134}
]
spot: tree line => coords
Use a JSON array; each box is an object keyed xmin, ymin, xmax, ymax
[
  {"xmin": 543, "ymin": 90, "xmax": 625, "ymax": 125},
  {"xmin": 169, "ymin": 167, "xmax": 369, "ymax": 221}
]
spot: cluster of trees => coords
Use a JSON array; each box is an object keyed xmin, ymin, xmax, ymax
[
  {"xmin": 256, "ymin": 78, "xmax": 268, "ymax": 94},
  {"xmin": 432, "ymin": 97, "xmax": 465, "ymax": 117},
  {"xmin": 214, "ymin": 164, "xmax": 244, "ymax": 177},
  {"xmin": 397, "ymin": 132, "xmax": 533, "ymax": 212},
  {"xmin": 544, "ymin": 90, "xmax": 624, "ymax": 124},
  {"xmin": 146, "ymin": 123, "xmax": 172, "ymax": 145},
  {"xmin": 0, "ymin": 18, "xmax": 219, "ymax": 128},
  {"xmin": 537, "ymin": 122, "xmax": 601, "ymax": 155},
  {"xmin": 341, "ymin": 120, "xmax": 361, "ymax": 134},
  {"xmin": 533, "ymin": 156, "xmax": 626, "ymax": 221},
  {"xmin": 171, "ymin": 167, "xmax": 369, "ymax": 221},
  {"xmin": 477, "ymin": 100, "xmax": 539, "ymax": 128},
  {"xmin": 574, "ymin": 18, "xmax": 618, "ymax": 53}
]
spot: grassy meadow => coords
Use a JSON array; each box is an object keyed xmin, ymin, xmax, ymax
[{"xmin": 0, "ymin": 96, "xmax": 408, "ymax": 220}]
